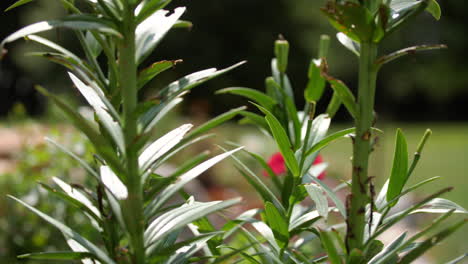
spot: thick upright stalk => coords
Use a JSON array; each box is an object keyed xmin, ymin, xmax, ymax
[
  {"xmin": 347, "ymin": 42, "xmax": 378, "ymax": 251},
  {"xmin": 118, "ymin": 4, "xmax": 145, "ymax": 263}
]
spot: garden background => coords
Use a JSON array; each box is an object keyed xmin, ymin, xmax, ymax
[{"xmin": 0, "ymin": 0, "xmax": 467, "ymax": 262}]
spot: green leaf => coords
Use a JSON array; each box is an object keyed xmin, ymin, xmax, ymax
[
  {"xmin": 35, "ymin": 86, "xmax": 122, "ymax": 172},
  {"xmin": 412, "ymin": 198, "xmax": 468, "ymax": 214},
  {"xmin": 305, "ymin": 128, "xmax": 355, "ymax": 157},
  {"xmin": 244, "ymin": 150, "xmax": 282, "ymax": 192},
  {"xmin": 386, "ymin": 129, "xmax": 409, "ymax": 206},
  {"xmin": 288, "ymin": 204, "xmax": 321, "ymax": 232},
  {"xmin": 145, "ymin": 198, "xmax": 241, "ymax": 255},
  {"xmin": 251, "ymin": 221, "xmax": 280, "ymax": 253},
  {"xmin": 68, "ymin": 72, "xmax": 125, "ymax": 154},
  {"xmin": 1, "ymin": 15, "xmax": 121, "ymax": 52},
  {"xmin": 156, "ymin": 61, "xmax": 246, "ymax": 100},
  {"xmin": 305, "ymin": 34, "xmax": 330, "ymax": 102},
  {"xmin": 184, "ymin": 106, "xmax": 246, "ymax": 141},
  {"xmin": 398, "ymin": 220, "xmax": 467, "ymax": 264},
  {"xmin": 309, "ymin": 176, "xmax": 346, "ymax": 219},
  {"xmin": 144, "ymin": 147, "xmax": 243, "ymax": 218},
  {"xmin": 300, "ymin": 114, "xmax": 331, "ymax": 174},
  {"xmin": 265, "ymin": 202, "xmax": 289, "ymax": 248},
  {"xmin": 377, "ymin": 176, "xmax": 440, "ymax": 211},
  {"xmin": 5, "ymin": 0, "xmax": 34, "ymax": 12},
  {"xmin": 18, "ymin": 251, "xmax": 95, "ymax": 260},
  {"xmin": 322, "ymin": 2, "xmax": 376, "ymax": 42},
  {"xmin": 135, "ymin": 7, "xmax": 186, "ymax": 63},
  {"xmin": 368, "ymin": 232, "xmax": 407, "ymax": 264},
  {"xmin": 326, "ymin": 78, "xmax": 357, "ymax": 118},
  {"xmin": 100, "ymin": 166, "xmax": 128, "ymax": 200},
  {"xmin": 326, "ymin": 92, "xmax": 342, "ymax": 118},
  {"xmin": 228, "ymin": 153, "xmax": 285, "ymax": 213},
  {"xmin": 84, "ymin": 31, "xmax": 103, "ymax": 58},
  {"xmin": 139, "ymin": 123, "xmax": 193, "ymax": 172},
  {"xmin": 8, "ymin": 196, "xmax": 115, "ymax": 264},
  {"xmin": 374, "ymin": 188, "xmax": 452, "ymax": 241},
  {"xmin": 284, "ymin": 94, "xmax": 302, "ymax": 150},
  {"xmin": 256, "ymin": 104, "xmax": 300, "ymax": 177},
  {"xmin": 426, "ymin": 0, "xmax": 441, "ymax": 20},
  {"xmin": 50, "ymin": 177, "xmax": 101, "ymax": 219},
  {"xmin": 319, "ymin": 229, "xmax": 343, "ymax": 264},
  {"xmin": 305, "ymin": 184, "xmax": 329, "ymax": 220},
  {"xmin": 217, "ymin": 87, "xmax": 277, "ymax": 111},
  {"xmin": 141, "ymin": 97, "xmax": 184, "ymax": 134},
  {"xmin": 376, "ymin": 45, "xmax": 447, "ymax": 67},
  {"xmin": 336, "ymin": 33, "xmax": 360, "ymax": 56},
  {"xmin": 45, "ymin": 137, "xmax": 100, "ymax": 180},
  {"xmin": 136, "ymin": 0, "xmax": 172, "ymax": 23},
  {"xmin": 304, "ymin": 59, "xmax": 326, "ymax": 102},
  {"xmin": 363, "ymin": 240, "xmax": 384, "ymax": 263},
  {"xmin": 138, "ymin": 60, "xmax": 181, "ymax": 89},
  {"xmin": 446, "ymin": 254, "xmax": 468, "ymax": 264},
  {"xmin": 238, "ymin": 111, "xmax": 270, "ymax": 133}
]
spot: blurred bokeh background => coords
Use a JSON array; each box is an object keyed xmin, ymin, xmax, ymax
[{"xmin": 0, "ymin": 0, "xmax": 466, "ymax": 262}]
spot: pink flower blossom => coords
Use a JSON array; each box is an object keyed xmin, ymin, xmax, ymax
[{"xmin": 264, "ymin": 152, "xmax": 325, "ymax": 180}]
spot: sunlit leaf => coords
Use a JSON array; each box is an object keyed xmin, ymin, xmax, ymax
[
  {"xmin": 100, "ymin": 166, "xmax": 128, "ymax": 200},
  {"xmin": 386, "ymin": 129, "xmax": 409, "ymax": 206},
  {"xmin": 136, "ymin": 7, "xmax": 186, "ymax": 63},
  {"xmin": 8, "ymin": 196, "xmax": 115, "ymax": 264}
]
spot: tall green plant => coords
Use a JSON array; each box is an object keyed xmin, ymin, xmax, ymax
[
  {"xmin": 220, "ymin": 1, "xmax": 467, "ymax": 263},
  {"xmin": 2, "ymin": 0, "xmax": 246, "ymax": 263}
]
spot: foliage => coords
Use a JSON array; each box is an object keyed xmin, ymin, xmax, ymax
[
  {"xmin": 216, "ymin": 0, "xmax": 467, "ymax": 263},
  {"xmin": 1, "ymin": 0, "xmax": 467, "ymax": 263},
  {"xmin": 2, "ymin": 0, "xmax": 245, "ymax": 263}
]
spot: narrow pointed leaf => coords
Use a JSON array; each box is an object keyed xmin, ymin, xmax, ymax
[
  {"xmin": 1, "ymin": 15, "xmax": 121, "ymax": 52},
  {"xmin": 157, "ymin": 61, "xmax": 246, "ymax": 100},
  {"xmin": 326, "ymin": 78, "xmax": 357, "ymax": 118},
  {"xmin": 305, "ymin": 184, "xmax": 329, "ymax": 220},
  {"xmin": 256, "ymin": 104, "xmax": 300, "ymax": 177},
  {"xmin": 145, "ymin": 199, "xmax": 241, "ymax": 253},
  {"xmin": 304, "ymin": 58, "xmax": 326, "ymax": 102},
  {"xmin": 426, "ymin": 0, "xmax": 441, "ymax": 20},
  {"xmin": 305, "ymin": 128, "xmax": 355, "ymax": 157},
  {"xmin": 8, "ymin": 196, "xmax": 115, "ymax": 264},
  {"xmin": 138, "ymin": 60, "xmax": 181, "ymax": 89},
  {"xmin": 387, "ymin": 129, "xmax": 409, "ymax": 206},
  {"xmin": 5, "ymin": 0, "xmax": 34, "ymax": 12},
  {"xmin": 100, "ymin": 166, "xmax": 128, "ymax": 200},
  {"xmin": 217, "ymin": 87, "xmax": 277, "ymax": 110},
  {"xmin": 412, "ymin": 198, "xmax": 468, "ymax": 214},
  {"xmin": 336, "ymin": 33, "xmax": 360, "ymax": 56},
  {"xmin": 265, "ymin": 202, "xmax": 289, "ymax": 248},
  {"xmin": 251, "ymin": 221, "xmax": 280, "ymax": 253},
  {"xmin": 398, "ymin": 220, "xmax": 467, "ymax": 264},
  {"xmin": 184, "ymin": 106, "xmax": 246, "ymax": 141},
  {"xmin": 309, "ymin": 176, "xmax": 346, "ymax": 218},
  {"xmin": 319, "ymin": 229, "xmax": 342, "ymax": 264},
  {"xmin": 69, "ymin": 73, "xmax": 124, "ymax": 153},
  {"xmin": 139, "ymin": 124, "xmax": 193, "ymax": 172},
  {"xmin": 18, "ymin": 251, "xmax": 95, "ymax": 260},
  {"xmin": 144, "ymin": 147, "xmax": 243, "ymax": 218},
  {"xmin": 52, "ymin": 177, "xmax": 101, "ymax": 219},
  {"xmin": 368, "ymin": 232, "xmax": 407, "ymax": 264},
  {"xmin": 136, "ymin": 7, "xmax": 186, "ymax": 63}
]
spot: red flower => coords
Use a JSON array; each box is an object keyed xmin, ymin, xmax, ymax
[{"xmin": 264, "ymin": 152, "xmax": 325, "ymax": 180}]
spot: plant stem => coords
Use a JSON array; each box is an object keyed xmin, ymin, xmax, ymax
[
  {"xmin": 347, "ymin": 42, "xmax": 378, "ymax": 251},
  {"xmin": 118, "ymin": 3, "xmax": 145, "ymax": 263}
]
